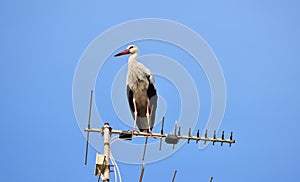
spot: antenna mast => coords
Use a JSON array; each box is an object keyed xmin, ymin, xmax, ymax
[{"xmin": 83, "ymin": 90, "xmax": 235, "ymax": 181}]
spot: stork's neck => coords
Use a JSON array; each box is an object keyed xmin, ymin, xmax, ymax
[{"xmin": 128, "ymin": 52, "xmax": 138, "ymax": 62}]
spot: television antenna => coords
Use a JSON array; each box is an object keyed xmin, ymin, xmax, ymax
[{"xmin": 83, "ymin": 90, "xmax": 235, "ymax": 181}]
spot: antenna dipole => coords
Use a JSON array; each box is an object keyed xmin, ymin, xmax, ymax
[
  {"xmin": 139, "ymin": 163, "xmax": 145, "ymax": 182},
  {"xmin": 142, "ymin": 137, "xmax": 148, "ymax": 161},
  {"xmin": 172, "ymin": 170, "xmax": 177, "ymax": 182},
  {"xmin": 159, "ymin": 116, "xmax": 165, "ymax": 151},
  {"xmin": 84, "ymin": 90, "xmax": 93, "ymax": 165}
]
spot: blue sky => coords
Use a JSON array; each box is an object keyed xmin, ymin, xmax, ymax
[{"xmin": 1, "ymin": 0, "xmax": 300, "ymax": 181}]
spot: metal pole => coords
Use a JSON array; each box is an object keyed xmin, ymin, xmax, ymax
[
  {"xmin": 139, "ymin": 163, "xmax": 145, "ymax": 182},
  {"xmin": 103, "ymin": 123, "xmax": 111, "ymax": 182},
  {"xmin": 172, "ymin": 170, "xmax": 177, "ymax": 182}
]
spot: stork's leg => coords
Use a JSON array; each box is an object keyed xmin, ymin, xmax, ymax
[
  {"xmin": 146, "ymin": 99, "xmax": 152, "ymax": 136},
  {"xmin": 132, "ymin": 98, "xmax": 139, "ymax": 134}
]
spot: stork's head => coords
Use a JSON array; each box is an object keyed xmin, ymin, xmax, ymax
[{"xmin": 114, "ymin": 45, "xmax": 139, "ymax": 57}]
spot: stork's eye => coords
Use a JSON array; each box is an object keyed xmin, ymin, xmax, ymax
[{"xmin": 129, "ymin": 46, "xmax": 134, "ymax": 49}]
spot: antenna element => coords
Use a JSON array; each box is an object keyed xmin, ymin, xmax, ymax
[{"xmin": 84, "ymin": 90, "xmax": 93, "ymax": 165}]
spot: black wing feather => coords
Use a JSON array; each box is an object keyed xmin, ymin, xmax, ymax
[
  {"xmin": 127, "ymin": 85, "xmax": 134, "ymax": 113},
  {"xmin": 146, "ymin": 75, "xmax": 157, "ymax": 100}
]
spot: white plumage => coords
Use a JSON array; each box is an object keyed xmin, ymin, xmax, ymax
[{"xmin": 115, "ymin": 45, "xmax": 157, "ymax": 132}]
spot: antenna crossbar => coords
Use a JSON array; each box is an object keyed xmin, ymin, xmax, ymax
[{"xmin": 84, "ymin": 128, "xmax": 235, "ymax": 145}]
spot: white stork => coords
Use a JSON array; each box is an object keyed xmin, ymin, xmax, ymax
[{"xmin": 114, "ymin": 45, "xmax": 157, "ymax": 133}]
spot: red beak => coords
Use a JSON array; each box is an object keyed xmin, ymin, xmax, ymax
[{"xmin": 114, "ymin": 49, "xmax": 130, "ymax": 57}]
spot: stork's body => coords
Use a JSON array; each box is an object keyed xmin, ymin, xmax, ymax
[{"xmin": 115, "ymin": 45, "xmax": 157, "ymax": 132}]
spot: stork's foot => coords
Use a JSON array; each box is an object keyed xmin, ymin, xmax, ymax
[
  {"xmin": 142, "ymin": 129, "xmax": 153, "ymax": 137},
  {"xmin": 132, "ymin": 129, "xmax": 139, "ymax": 135}
]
